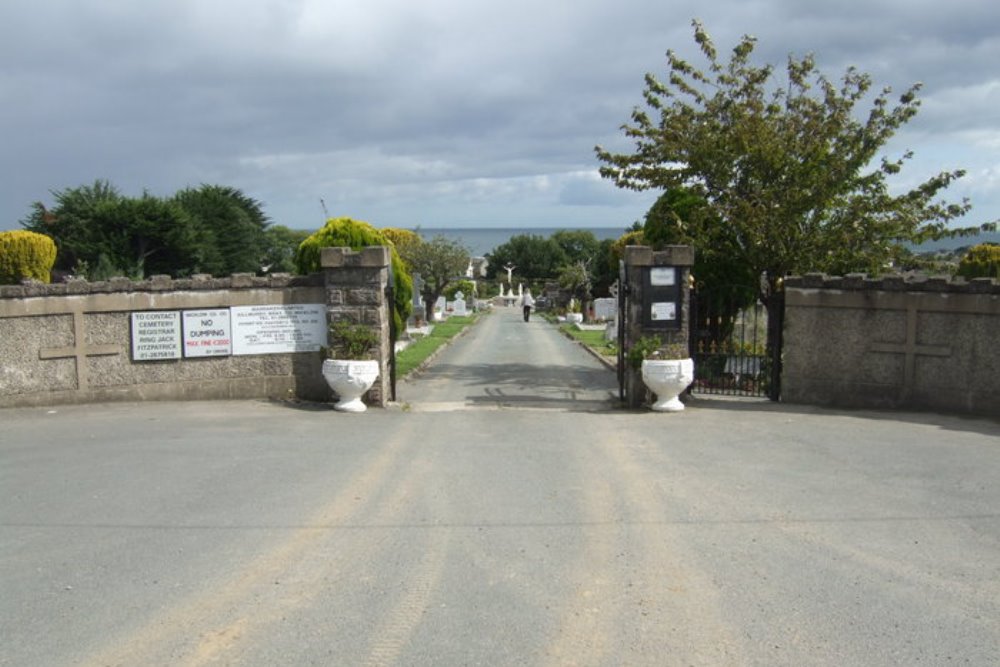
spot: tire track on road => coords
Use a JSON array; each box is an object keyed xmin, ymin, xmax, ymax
[
  {"xmin": 79, "ymin": 420, "xmax": 418, "ymax": 667},
  {"xmin": 544, "ymin": 416, "xmax": 748, "ymax": 666}
]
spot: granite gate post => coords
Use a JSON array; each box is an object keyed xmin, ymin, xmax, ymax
[
  {"xmin": 622, "ymin": 245, "xmax": 695, "ymax": 409},
  {"xmin": 320, "ymin": 246, "xmax": 392, "ymax": 408}
]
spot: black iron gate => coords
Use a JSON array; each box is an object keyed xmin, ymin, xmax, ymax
[
  {"xmin": 688, "ymin": 283, "xmax": 783, "ymax": 400},
  {"xmin": 616, "ymin": 259, "xmax": 627, "ymax": 402}
]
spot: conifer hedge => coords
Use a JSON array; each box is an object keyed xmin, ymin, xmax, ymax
[
  {"xmin": 0, "ymin": 230, "xmax": 57, "ymax": 284},
  {"xmin": 957, "ymin": 243, "xmax": 1000, "ymax": 280},
  {"xmin": 295, "ymin": 217, "xmax": 413, "ymax": 331}
]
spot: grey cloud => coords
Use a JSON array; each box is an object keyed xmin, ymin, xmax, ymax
[{"xmin": 2, "ymin": 0, "xmax": 997, "ymax": 230}]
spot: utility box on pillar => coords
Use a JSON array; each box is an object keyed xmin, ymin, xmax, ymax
[{"xmin": 621, "ymin": 245, "xmax": 695, "ymax": 410}]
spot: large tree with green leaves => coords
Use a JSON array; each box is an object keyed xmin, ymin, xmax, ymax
[
  {"xmin": 485, "ymin": 234, "xmax": 568, "ymax": 283},
  {"xmin": 596, "ymin": 20, "xmax": 994, "ymax": 307},
  {"xmin": 395, "ymin": 234, "xmax": 471, "ymax": 323}
]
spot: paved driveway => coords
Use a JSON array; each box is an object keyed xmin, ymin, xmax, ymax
[{"xmin": 2, "ymin": 307, "xmax": 998, "ymax": 665}]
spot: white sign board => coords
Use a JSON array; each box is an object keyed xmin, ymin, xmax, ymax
[
  {"xmin": 183, "ymin": 309, "xmax": 232, "ymax": 357},
  {"xmin": 649, "ymin": 267, "xmax": 676, "ymax": 286},
  {"xmin": 231, "ymin": 304, "xmax": 326, "ymax": 356},
  {"xmin": 651, "ymin": 302, "xmax": 677, "ymax": 321},
  {"xmin": 131, "ymin": 311, "xmax": 182, "ymax": 361}
]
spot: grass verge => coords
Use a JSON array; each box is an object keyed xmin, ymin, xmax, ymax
[
  {"xmin": 559, "ymin": 323, "xmax": 618, "ymax": 360},
  {"xmin": 395, "ymin": 314, "xmax": 481, "ymax": 377}
]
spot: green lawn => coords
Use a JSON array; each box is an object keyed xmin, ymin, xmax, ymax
[
  {"xmin": 395, "ymin": 314, "xmax": 481, "ymax": 377},
  {"xmin": 559, "ymin": 323, "xmax": 617, "ymax": 359}
]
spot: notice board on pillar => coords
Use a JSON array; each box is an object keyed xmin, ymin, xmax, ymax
[{"xmin": 641, "ymin": 266, "xmax": 682, "ymax": 330}]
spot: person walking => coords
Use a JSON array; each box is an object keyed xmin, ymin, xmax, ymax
[{"xmin": 522, "ymin": 290, "xmax": 535, "ymax": 322}]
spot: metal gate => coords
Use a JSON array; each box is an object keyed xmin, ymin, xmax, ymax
[{"xmin": 688, "ymin": 284, "xmax": 783, "ymax": 400}]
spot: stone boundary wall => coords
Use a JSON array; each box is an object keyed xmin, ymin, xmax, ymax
[
  {"xmin": 1, "ymin": 247, "xmax": 394, "ymax": 409},
  {"xmin": 781, "ymin": 273, "xmax": 1000, "ymax": 416}
]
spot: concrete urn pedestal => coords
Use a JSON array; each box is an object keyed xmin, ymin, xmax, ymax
[
  {"xmin": 322, "ymin": 359, "xmax": 380, "ymax": 412},
  {"xmin": 641, "ymin": 358, "xmax": 694, "ymax": 412}
]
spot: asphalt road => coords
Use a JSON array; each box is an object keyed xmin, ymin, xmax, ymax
[{"xmin": 2, "ymin": 306, "xmax": 998, "ymax": 666}]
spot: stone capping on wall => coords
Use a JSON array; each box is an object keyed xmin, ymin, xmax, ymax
[
  {"xmin": 784, "ymin": 272, "xmax": 999, "ymax": 294},
  {"xmin": 0, "ymin": 272, "xmax": 324, "ymax": 299}
]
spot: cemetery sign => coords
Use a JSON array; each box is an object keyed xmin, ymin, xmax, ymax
[
  {"xmin": 231, "ymin": 304, "xmax": 326, "ymax": 355},
  {"xmin": 131, "ymin": 311, "xmax": 182, "ymax": 361}
]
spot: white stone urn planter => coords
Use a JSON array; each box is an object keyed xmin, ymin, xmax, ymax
[
  {"xmin": 566, "ymin": 312, "xmax": 584, "ymax": 324},
  {"xmin": 322, "ymin": 359, "xmax": 380, "ymax": 412},
  {"xmin": 641, "ymin": 358, "xmax": 694, "ymax": 412}
]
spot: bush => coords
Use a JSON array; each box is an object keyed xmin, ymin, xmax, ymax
[
  {"xmin": 295, "ymin": 217, "xmax": 413, "ymax": 331},
  {"xmin": 0, "ymin": 231, "xmax": 57, "ymax": 283},
  {"xmin": 957, "ymin": 243, "xmax": 1000, "ymax": 280}
]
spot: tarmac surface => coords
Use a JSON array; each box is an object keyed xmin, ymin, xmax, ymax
[{"xmin": 2, "ymin": 307, "xmax": 998, "ymax": 665}]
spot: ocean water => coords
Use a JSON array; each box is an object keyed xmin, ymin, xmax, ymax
[{"xmin": 410, "ymin": 227, "xmax": 629, "ymax": 257}]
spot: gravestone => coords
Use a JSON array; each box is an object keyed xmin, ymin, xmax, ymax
[
  {"xmin": 434, "ymin": 296, "xmax": 448, "ymax": 321},
  {"xmin": 593, "ymin": 298, "xmax": 616, "ymax": 321},
  {"xmin": 450, "ymin": 291, "xmax": 467, "ymax": 316}
]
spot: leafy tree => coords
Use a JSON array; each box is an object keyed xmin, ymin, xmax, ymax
[
  {"xmin": 485, "ymin": 234, "xmax": 568, "ymax": 283},
  {"xmin": 591, "ymin": 237, "xmax": 618, "ymax": 297},
  {"xmin": 557, "ymin": 261, "xmax": 592, "ymax": 307},
  {"xmin": 295, "ymin": 217, "xmax": 413, "ymax": 332},
  {"xmin": 172, "ymin": 185, "xmax": 269, "ymax": 276},
  {"xmin": 957, "ymin": 243, "xmax": 1000, "ymax": 279},
  {"xmin": 379, "ymin": 227, "xmax": 422, "ymax": 263},
  {"xmin": 595, "ymin": 20, "xmax": 994, "ymax": 312},
  {"xmin": 550, "ymin": 229, "xmax": 601, "ymax": 267},
  {"xmin": 260, "ymin": 225, "xmax": 310, "ymax": 274},
  {"xmin": 396, "ymin": 235, "xmax": 470, "ymax": 323}
]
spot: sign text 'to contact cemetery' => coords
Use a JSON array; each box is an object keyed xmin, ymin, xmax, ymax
[{"xmin": 130, "ymin": 304, "xmax": 326, "ymax": 361}]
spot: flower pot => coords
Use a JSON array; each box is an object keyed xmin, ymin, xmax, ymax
[
  {"xmin": 566, "ymin": 312, "xmax": 584, "ymax": 324},
  {"xmin": 322, "ymin": 359, "xmax": 379, "ymax": 412},
  {"xmin": 641, "ymin": 358, "xmax": 694, "ymax": 412}
]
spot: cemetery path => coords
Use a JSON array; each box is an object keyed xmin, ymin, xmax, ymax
[
  {"xmin": 398, "ymin": 306, "xmax": 619, "ymax": 412},
  {"xmin": 2, "ymin": 376, "xmax": 998, "ymax": 665}
]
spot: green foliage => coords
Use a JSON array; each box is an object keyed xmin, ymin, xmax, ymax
[
  {"xmin": 20, "ymin": 179, "xmax": 269, "ymax": 279},
  {"xmin": 957, "ymin": 243, "xmax": 1000, "ymax": 279},
  {"xmin": 396, "ymin": 234, "xmax": 471, "ymax": 322},
  {"xmin": 627, "ymin": 335, "xmax": 663, "ymax": 370},
  {"xmin": 325, "ymin": 320, "xmax": 380, "ymax": 360},
  {"xmin": 92, "ymin": 194, "xmax": 202, "ymax": 278},
  {"xmin": 596, "ymin": 20, "xmax": 995, "ymax": 299},
  {"xmin": 0, "ymin": 230, "xmax": 57, "ymax": 283},
  {"xmin": 295, "ymin": 217, "xmax": 413, "ymax": 331},
  {"xmin": 485, "ymin": 234, "xmax": 568, "ymax": 282},
  {"xmin": 444, "ymin": 279, "xmax": 475, "ymax": 301},
  {"xmin": 550, "ymin": 230, "xmax": 600, "ymax": 267},
  {"xmin": 261, "ymin": 225, "xmax": 310, "ymax": 274},
  {"xmin": 379, "ymin": 227, "xmax": 422, "ymax": 265},
  {"xmin": 172, "ymin": 185, "xmax": 269, "ymax": 276},
  {"xmin": 557, "ymin": 261, "xmax": 592, "ymax": 303},
  {"xmin": 21, "ymin": 180, "xmax": 123, "ymax": 273}
]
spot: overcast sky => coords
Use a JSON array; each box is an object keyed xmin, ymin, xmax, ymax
[{"xmin": 2, "ymin": 0, "xmax": 998, "ymax": 233}]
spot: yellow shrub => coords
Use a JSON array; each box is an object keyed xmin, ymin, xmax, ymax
[{"xmin": 0, "ymin": 230, "xmax": 58, "ymax": 284}]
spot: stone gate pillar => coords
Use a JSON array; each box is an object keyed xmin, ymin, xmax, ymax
[
  {"xmin": 320, "ymin": 246, "xmax": 392, "ymax": 407},
  {"xmin": 623, "ymin": 245, "xmax": 695, "ymax": 409}
]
